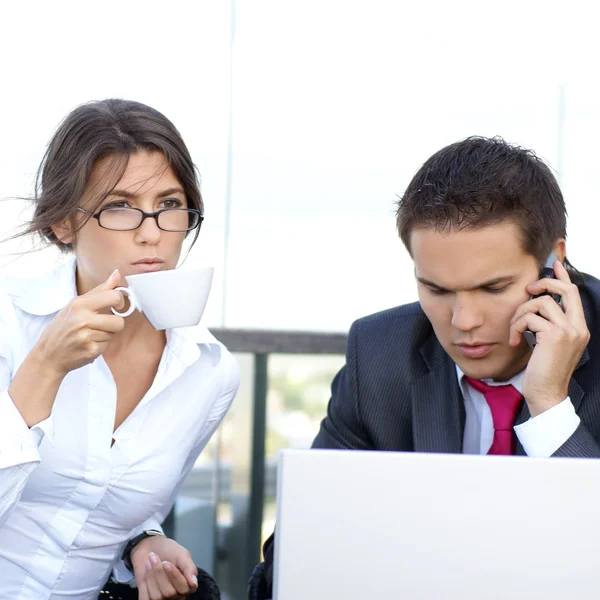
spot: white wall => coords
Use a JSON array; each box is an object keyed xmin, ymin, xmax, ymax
[{"xmin": 1, "ymin": 0, "xmax": 599, "ymax": 332}]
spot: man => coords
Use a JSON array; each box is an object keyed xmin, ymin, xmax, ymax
[{"xmin": 249, "ymin": 136, "xmax": 600, "ymax": 599}]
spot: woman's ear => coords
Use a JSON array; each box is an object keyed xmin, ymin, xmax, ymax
[{"xmin": 51, "ymin": 219, "xmax": 74, "ymax": 245}]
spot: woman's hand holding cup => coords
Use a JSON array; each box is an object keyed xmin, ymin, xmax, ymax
[{"xmin": 34, "ymin": 269, "xmax": 126, "ymax": 377}]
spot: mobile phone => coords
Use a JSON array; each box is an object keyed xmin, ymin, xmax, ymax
[{"xmin": 523, "ymin": 251, "xmax": 563, "ymax": 349}]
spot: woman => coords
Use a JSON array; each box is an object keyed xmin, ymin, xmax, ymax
[{"xmin": 0, "ymin": 99, "xmax": 239, "ymax": 599}]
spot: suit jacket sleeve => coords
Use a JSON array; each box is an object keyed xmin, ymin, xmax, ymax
[
  {"xmin": 311, "ymin": 320, "xmax": 374, "ymax": 450},
  {"xmin": 552, "ymin": 422, "xmax": 600, "ymax": 457}
]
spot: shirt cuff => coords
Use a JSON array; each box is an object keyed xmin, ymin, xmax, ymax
[
  {"xmin": 111, "ymin": 517, "xmax": 165, "ymax": 584},
  {"xmin": 514, "ymin": 397, "xmax": 580, "ymax": 458},
  {"xmin": 0, "ymin": 389, "xmax": 53, "ymax": 469}
]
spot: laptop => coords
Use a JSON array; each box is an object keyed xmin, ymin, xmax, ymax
[{"xmin": 274, "ymin": 449, "xmax": 600, "ymax": 600}]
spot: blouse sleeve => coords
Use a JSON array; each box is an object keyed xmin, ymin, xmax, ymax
[{"xmin": 0, "ymin": 295, "xmax": 53, "ymax": 529}]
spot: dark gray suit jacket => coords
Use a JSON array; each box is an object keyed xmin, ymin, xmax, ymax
[{"xmin": 254, "ymin": 273, "xmax": 600, "ymax": 599}]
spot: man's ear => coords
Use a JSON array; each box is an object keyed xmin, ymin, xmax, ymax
[
  {"xmin": 51, "ymin": 219, "xmax": 74, "ymax": 245},
  {"xmin": 552, "ymin": 238, "xmax": 566, "ymax": 264}
]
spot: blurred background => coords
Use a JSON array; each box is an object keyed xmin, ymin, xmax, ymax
[{"xmin": 1, "ymin": 1, "xmax": 598, "ymax": 598}]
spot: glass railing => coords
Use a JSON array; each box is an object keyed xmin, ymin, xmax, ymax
[{"xmin": 170, "ymin": 329, "xmax": 347, "ymax": 600}]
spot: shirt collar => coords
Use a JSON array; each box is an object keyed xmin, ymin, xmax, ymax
[
  {"xmin": 6, "ymin": 257, "xmax": 78, "ymax": 316},
  {"xmin": 456, "ymin": 364, "xmax": 526, "ymax": 395}
]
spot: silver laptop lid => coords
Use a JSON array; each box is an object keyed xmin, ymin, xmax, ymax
[{"xmin": 274, "ymin": 449, "xmax": 600, "ymax": 600}]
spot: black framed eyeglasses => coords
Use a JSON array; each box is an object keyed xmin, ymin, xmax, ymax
[{"xmin": 77, "ymin": 207, "xmax": 204, "ymax": 232}]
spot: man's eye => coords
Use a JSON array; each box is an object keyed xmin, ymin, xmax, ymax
[
  {"xmin": 161, "ymin": 198, "xmax": 183, "ymax": 209},
  {"xmin": 484, "ymin": 287, "xmax": 506, "ymax": 294},
  {"xmin": 428, "ymin": 287, "xmax": 449, "ymax": 296}
]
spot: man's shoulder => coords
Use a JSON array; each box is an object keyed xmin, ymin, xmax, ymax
[
  {"xmin": 349, "ymin": 301, "xmax": 435, "ymax": 356},
  {"xmin": 579, "ymin": 273, "xmax": 600, "ymax": 327},
  {"xmin": 353, "ymin": 301, "xmax": 429, "ymax": 331},
  {"xmin": 581, "ymin": 272, "xmax": 600, "ymax": 297},
  {"xmin": 344, "ymin": 302, "xmax": 442, "ymax": 388}
]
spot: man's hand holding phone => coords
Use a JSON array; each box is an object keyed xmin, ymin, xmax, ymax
[{"xmin": 509, "ymin": 260, "xmax": 590, "ymax": 417}]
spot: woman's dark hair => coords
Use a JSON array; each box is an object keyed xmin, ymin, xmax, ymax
[
  {"xmin": 22, "ymin": 98, "xmax": 203, "ymax": 252},
  {"xmin": 396, "ymin": 136, "xmax": 567, "ymax": 269}
]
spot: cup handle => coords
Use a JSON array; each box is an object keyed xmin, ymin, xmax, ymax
[{"xmin": 111, "ymin": 287, "xmax": 137, "ymax": 317}]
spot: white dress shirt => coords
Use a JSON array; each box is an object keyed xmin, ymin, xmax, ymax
[
  {"xmin": 0, "ymin": 258, "xmax": 240, "ymax": 600},
  {"xmin": 457, "ymin": 365, "xmax": 580, "ymax": 457}
]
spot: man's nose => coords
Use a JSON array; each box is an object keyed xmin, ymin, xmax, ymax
[{"xmin": 451, "ymin": 296, "xmax": 484, "ymax": 331}]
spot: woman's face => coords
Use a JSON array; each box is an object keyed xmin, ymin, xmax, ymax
[{"xmin": 56, "ymin": 150, "xmax": 189, "ymax": 294}]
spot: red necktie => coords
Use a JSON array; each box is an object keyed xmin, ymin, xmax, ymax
[{"xmin": 464, "ymin": 377, "xmax": 524, "ymax": 455}]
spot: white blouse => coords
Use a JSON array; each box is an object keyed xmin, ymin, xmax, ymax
[{"xmin": 0, "ymin": 259, "xmax": 239, "ymax": 600}]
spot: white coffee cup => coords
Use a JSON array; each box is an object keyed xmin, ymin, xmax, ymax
[{"xmin": 110, "ymin": 266, "xmax": 214, "ymax": 330}]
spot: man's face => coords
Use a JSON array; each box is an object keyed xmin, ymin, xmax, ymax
[{"xmin": 411, "ymin": 222, "xmax": 542, "ymax": 382}]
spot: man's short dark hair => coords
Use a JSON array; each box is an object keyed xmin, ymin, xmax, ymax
[{"xmin": 396, "ymin": 136, "xmax": 567, "ymax": 266}]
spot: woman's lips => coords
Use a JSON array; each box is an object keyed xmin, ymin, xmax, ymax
[
  {"xmin": 456, "ymin": 344, "xmax": 494, "ymax": 359},
  {"xmin": 131, "ymin": 260, "xmax": 164, "ymax": 273}
]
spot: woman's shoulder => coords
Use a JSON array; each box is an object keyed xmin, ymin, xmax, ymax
[
  {"xmin": 189, "ymin": 325, "xmax": 231, "ymax": 356},
  {"xmin": 195, "ymin": 326, "xmax": 238, "ymax": 369},
  {"xmin": 191, "ymin": 326, "xmax": 240, "ymax": 387},
  {"xmin": 172, "ymin": 324, "xmax": 239, "ymax": 377}
]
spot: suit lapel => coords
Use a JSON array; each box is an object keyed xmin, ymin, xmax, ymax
[
  {"xmin": 568, "ymin": 338, "xmax": 589, "ymax": 416},
  {"xmin": 567, "ymin": 375, "xmax": 585, "ymax": 414},
  {"xmin": 411, "ymin": 334, "xmax": 464, "ymax": 453},
  {"xmin": 514, "ymin": 401, "xmax": 530, "ymax": 456}
]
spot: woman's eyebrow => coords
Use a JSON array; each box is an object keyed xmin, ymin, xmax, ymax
[
  {"xmin": 155, "ymin": 187, "xmax": 185, "ymax": 198},
  {"xmin": 104, "ymin": 187, "xmax": 185, "ymax": 199}
]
